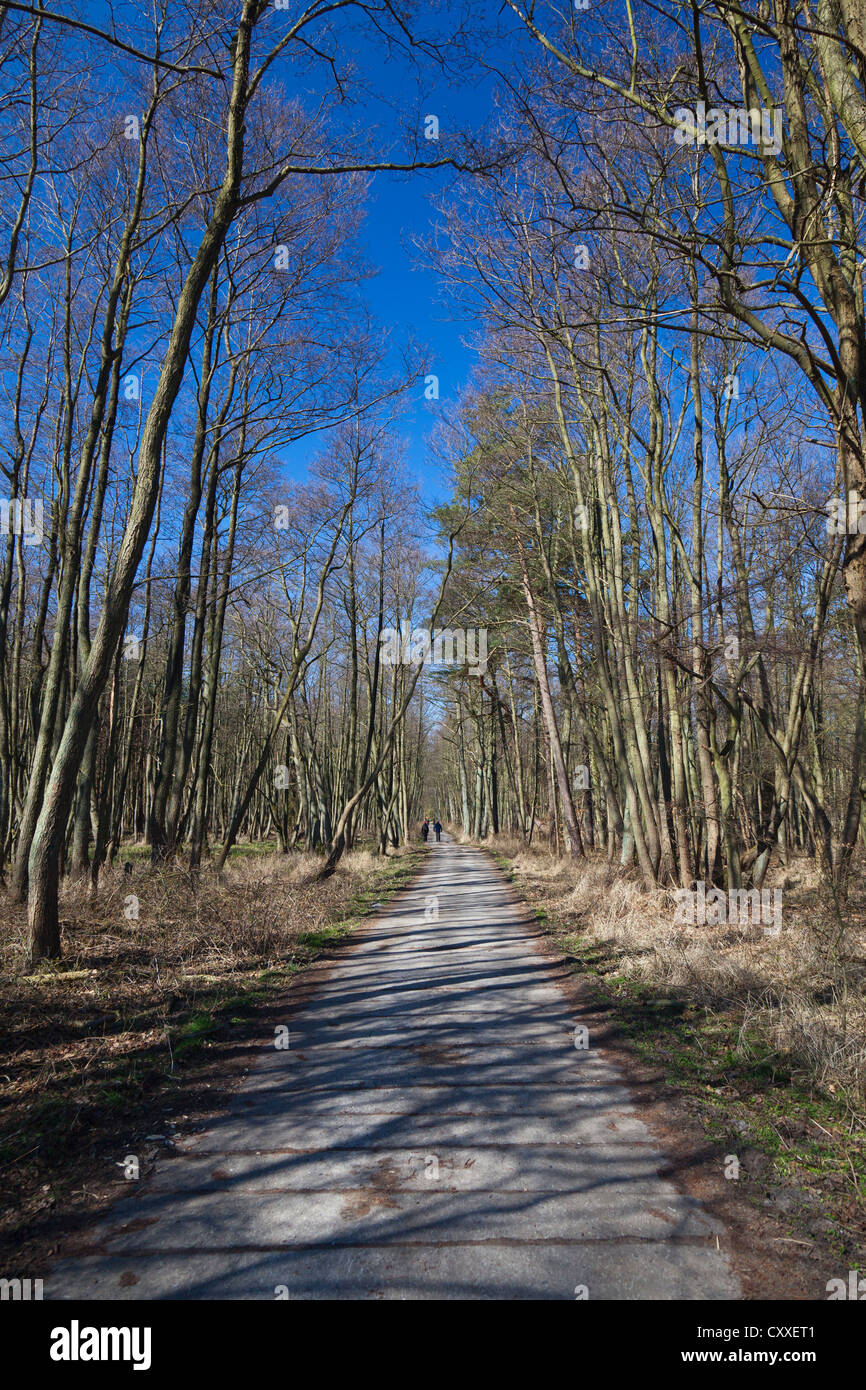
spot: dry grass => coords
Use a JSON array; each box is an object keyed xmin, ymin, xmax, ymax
[
  {"xmin": 4, "ymin": 846, "xmax": 388, "ymax": 977},
  {"xmin": 478, "ymin": 833, "xmax": 866, "ymax": 1107}
]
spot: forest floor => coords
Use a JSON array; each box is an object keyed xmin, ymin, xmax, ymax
[
  {"xmin": 486, "ymin": 834, "xmax": 866, "ymax": 1283},
  {"xmin": 0, "ymin": 841, "xmax": 426, "ymax": 1272}
]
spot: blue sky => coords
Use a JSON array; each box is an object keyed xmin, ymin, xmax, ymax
[
  {"xmin": 274, "ymin": 5, "xmax": 535, "ymax": 506},
  {"xmin": 355, "ymin": 164, "xmax": 477, "ymax": 500}
]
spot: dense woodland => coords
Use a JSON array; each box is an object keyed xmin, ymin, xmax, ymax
[{"xmin": 2, "ymin": 0, "xmax": 866, "ymax": 964}]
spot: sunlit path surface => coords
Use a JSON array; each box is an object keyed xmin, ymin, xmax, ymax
[{"xmin": 46, "ymin": 839, "xmax": 740, "ymax": 1300}]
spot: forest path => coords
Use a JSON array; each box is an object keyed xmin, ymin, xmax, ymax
[{"xmin": 47, "ymin": 838, "xmax": 740, "ymax": 1300}]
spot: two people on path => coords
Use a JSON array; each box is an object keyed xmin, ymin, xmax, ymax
[{"xmin": 421, "ymin": 818, "xmax": 442, "ymax": 842}]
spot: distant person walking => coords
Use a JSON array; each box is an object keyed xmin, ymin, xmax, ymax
[
  {"xmin": 433, "ymin": 820, "xmax": 442, "ymax": 842},
  {"xmin": 421, "ymin": 819, "xmax": 429, "ymax": 842}
]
